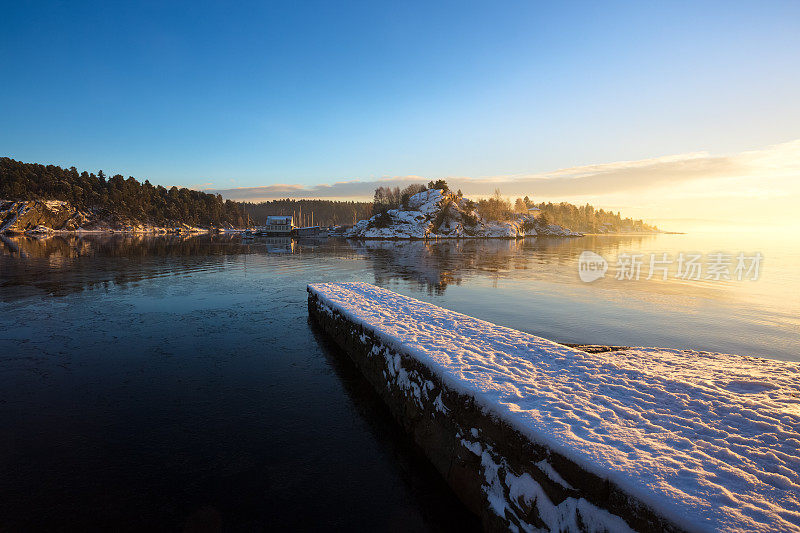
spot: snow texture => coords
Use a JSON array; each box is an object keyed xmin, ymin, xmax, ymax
[{"xmin": 309, "ymin": 282, "xmax": 800, "ymax": 533}]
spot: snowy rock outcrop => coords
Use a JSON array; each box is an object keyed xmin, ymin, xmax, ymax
[
  {"xmin": 0, "ymin": 200, "xmax": 210, "ymax": 235},
  {"xmin": 534, "ymin": 222, "xmax": 584, "ymax": 237},
  {"xmin": 0, "ymin": 200, "xmax": 92, "ymax": 234},
  {"xmin": 347, "ymin": 189, "xmax": 581, "ymax": 239}
]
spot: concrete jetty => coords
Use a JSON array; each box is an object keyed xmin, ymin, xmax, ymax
[{"xmin": 308, "ymin": 282, "xmax": 800, "ymax": 533}]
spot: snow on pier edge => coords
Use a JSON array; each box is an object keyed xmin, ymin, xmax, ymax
[{"xmin": 308, "ymin": 282, "xmax": 800, "ymax": 532}]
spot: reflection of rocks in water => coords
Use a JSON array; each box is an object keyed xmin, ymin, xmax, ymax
[
  {"xmin": 351, "ymin": 235, "xmax": 661, "ymax": 293},
  {"xmin": 0, "ymin": 234, "xmax": 252, "ymax": 299},
  {"xmin": 1, "ymin": 233, "xmax": 249, "ymax": 259},
  {"xmin": 0, "ymin": 234, "xmax": 25, "ymax": 257},
  {"xmin": 350, "ymin": 239, "xmax": 532, "ymax": 294}
]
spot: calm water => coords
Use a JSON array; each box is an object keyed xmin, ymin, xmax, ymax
[{"xmin": 1, "ymin": 232, "xmax": 798, "ymax": 529}]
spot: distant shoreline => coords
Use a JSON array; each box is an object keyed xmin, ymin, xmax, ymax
[
  {"xmin": 2, "ymin": 229, "xmax": 685, "ymax": 238},
  {"xmin": 582, "ymin": 231, "xmax": 686, "ymax": 236}
]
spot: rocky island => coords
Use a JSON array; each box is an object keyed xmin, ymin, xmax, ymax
[{"xmin": 347, "ymin": 188, "xmax": 582, "ymax": 239}]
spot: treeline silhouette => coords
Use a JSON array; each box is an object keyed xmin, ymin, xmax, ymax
[
  {"xmin": 0, "ymin": 158, "xmax": 247, "ymax": 227},
  {"xmin": 468, "ymin": 189, "xmax": 658, "ymax": 232},
  {"xmin": 242, "ymin": 199, "xmax": 373, "ymax": 226},
  {"xmin": 1, "ymin": 157, "xmax": 658, "ymax": 232},
  {"xmin": 535, "ymin": 201, "xmax": 658, "ymax": 233}
]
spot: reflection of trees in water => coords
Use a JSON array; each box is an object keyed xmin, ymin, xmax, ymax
[
  {"xmin": 0, "ymin": 234, "xmax": 371, "ymax": 299},
  {"xmin": 0, "ymin": 234, "xmax": 256, "ymax": 298},
  {"xmin": 350, "ymin": 239, "xmax": 530, "ymax": 294},
  {"xmin": 1, "ymin": 233, "xmax": 249, "ymax": 259},
  {"xmin": 350, "ymin": 235, "xmax": 661, "ymax": 294},
  {"xmin": 0, "ymin": 233, "xmax": 662, "ymax": 299}
]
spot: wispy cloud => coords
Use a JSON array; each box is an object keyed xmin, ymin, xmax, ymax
[
  {"xmin": 188, "ymin": 182, "xmax": 215, "ymax": 190},
  {"xmin": 207, "ymin": 177, "xmax": 429, "ymax": 201},
  {"xmin": 207, "ymin": 140, "xmax": 800, "ymax": 206}
]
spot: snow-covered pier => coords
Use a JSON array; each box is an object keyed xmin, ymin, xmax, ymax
[{"xmin": 308, "ymin": 282, "xmax": 800, "ymax": 532}]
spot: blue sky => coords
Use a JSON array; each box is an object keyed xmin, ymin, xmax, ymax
[{"xmin": 2, "ymin": 0, "xmax": 799, "ymax": 227}]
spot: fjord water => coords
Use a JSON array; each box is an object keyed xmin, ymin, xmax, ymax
[{"xmin": 1, "ymin": 232, "xmax": 797, "ymax": 529}]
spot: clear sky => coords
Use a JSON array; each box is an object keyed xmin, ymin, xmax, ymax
[{"xmin": 2, "ymin": 1, "xmax": 799, "ymax": 230}]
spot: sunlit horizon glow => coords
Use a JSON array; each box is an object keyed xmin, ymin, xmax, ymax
[{"xmin": 207, "ymin": 139, "xmax": 800, "ymax": 233}]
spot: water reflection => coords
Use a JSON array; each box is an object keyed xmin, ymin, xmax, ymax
[
  {"xmin": 1, "ymin": 232, "xmax": 797, "ymax": 360},
  {"xmin": 0, "ymin": 234, "xmax": 353, "ymax": 299},
  {"xmin": 1, "ymin": 233, "xmax": 661, "ymax": 297},
  {"xmin": 351, "ymin": 236, "xmax": 662, "ymax": 294},
  {"xmin": 0, "ymin": 234, "xmax": 242, "ymax": 299}
]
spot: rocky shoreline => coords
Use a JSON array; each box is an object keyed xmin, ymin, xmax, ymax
[
  {"xmin": 0, "ymin": 200, "xmax": 222, "ymax": 236},
  {"xmin": 3, "ymin": 193, "xmax": 595, "ymax": 240}
]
